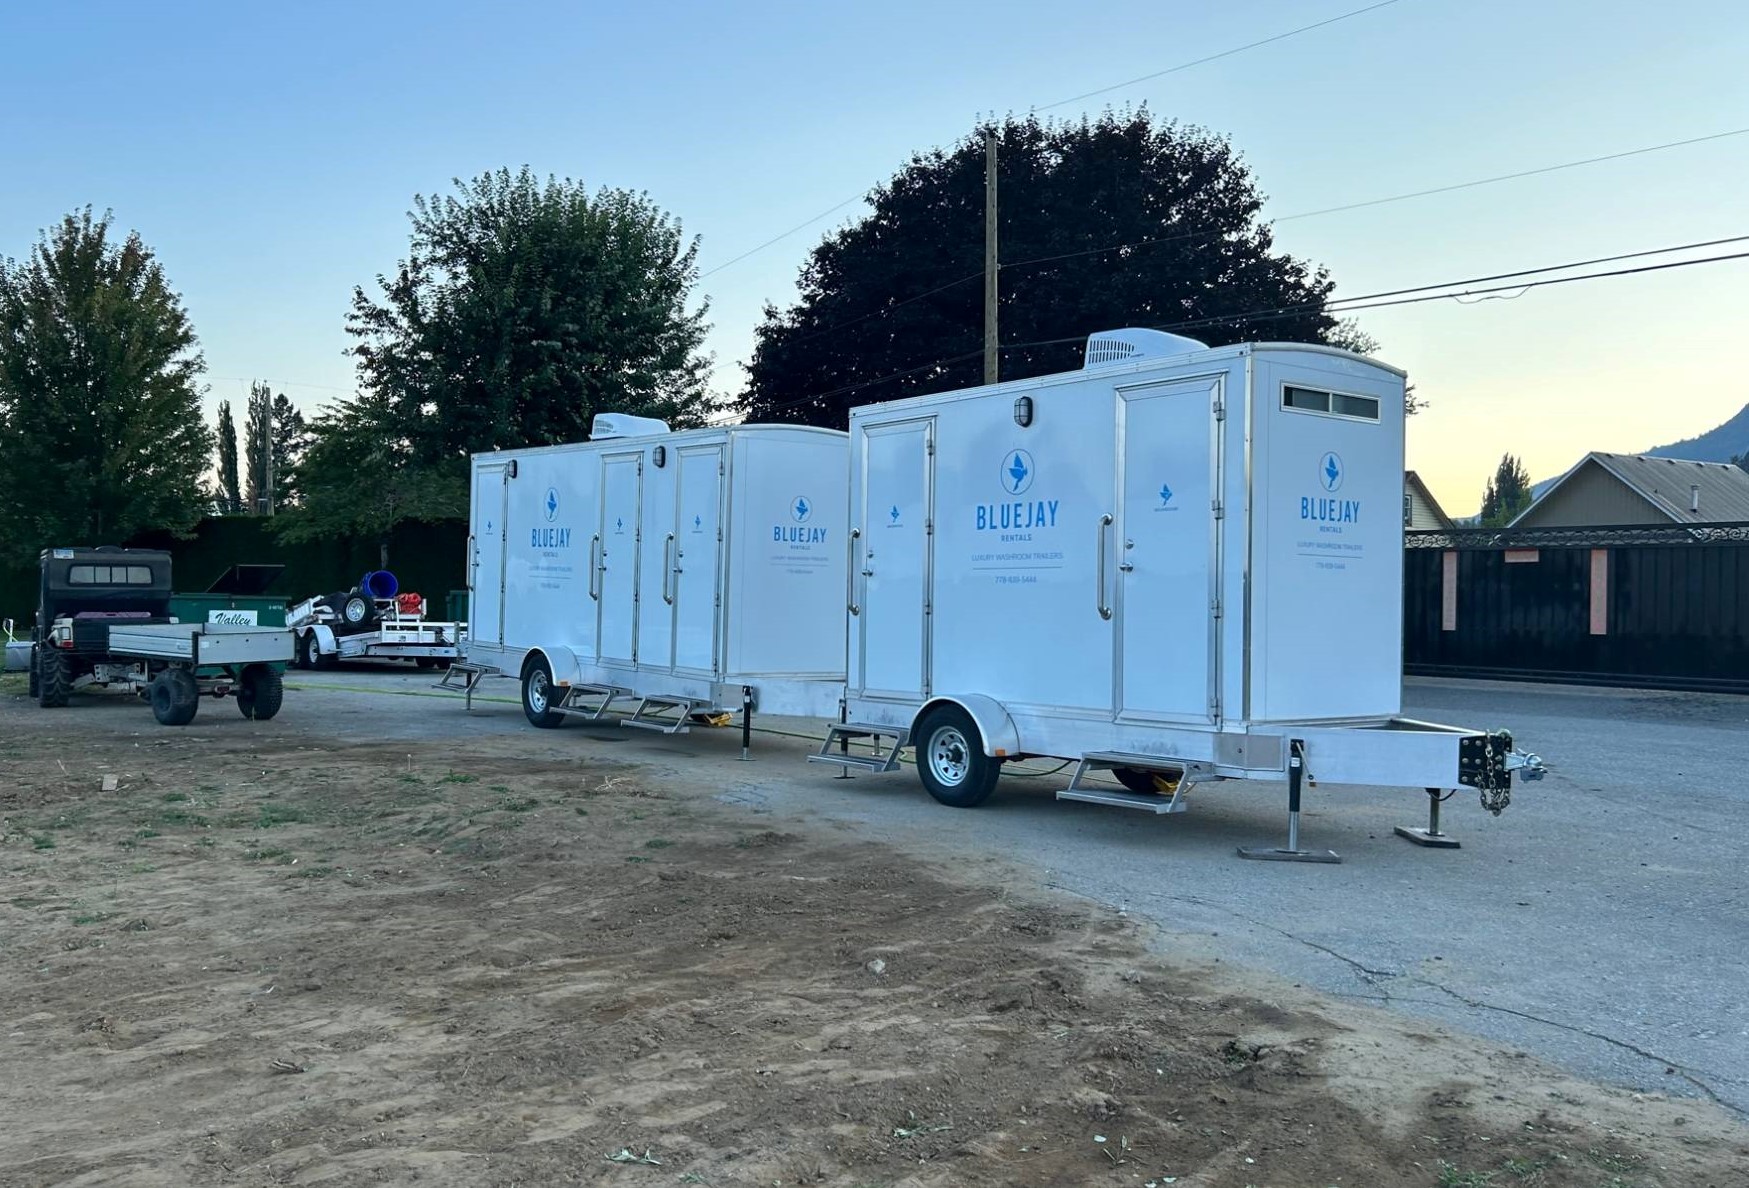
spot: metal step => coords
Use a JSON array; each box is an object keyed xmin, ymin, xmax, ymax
[
  {"xmin": 1056, "ymin": 787, "xmax": 1187, "ymax": 814},
  {"xmin": 435, "ymin": 661, "xmax": 499, "ymax": 709},
  {"xmin": 554, "ymin": 684, "xmax": 638, "ymax": 722},
  {"xmin": 620, "ymin": 695, "xmax": 711, "ymax": 734},
  {"xmin": 809, "ymin": 721, "xmax": 909, "ymax": 774}
]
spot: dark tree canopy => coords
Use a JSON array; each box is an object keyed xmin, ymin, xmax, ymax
[
  {"xmin": 288, "ymin": 168, "xmax": 714, "ymax": 541},
  {"xmin": 1479, "ymin": 453, "xmax": 1534, "ymax": 526},
  {"xmin": 0, "ymin": 209, "xmax": 212, "ymax": 561},
  {"xmin": 216, "ymin": 400, "xmax": 241, "ymax": 515},
  {"xmin": 739, "ymin": 110, "xmax": 1374, "ymax": 426}
]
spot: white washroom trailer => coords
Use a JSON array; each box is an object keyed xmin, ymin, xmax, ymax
[
  {"xmin": 811, "ymin": 329, "xmax": 1540, "ymax": 860},
  {"xmin": 452, "ymin": 416, "xmax": 849, "ymax": 737}
]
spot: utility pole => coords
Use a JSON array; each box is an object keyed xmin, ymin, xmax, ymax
[
  {"xmin": 262, "ymin": 394, "xmax": 275, "ymax": 517},
  {"xmin": 983, "ymin": 128, "xmax": 999, "ymax": 386}
]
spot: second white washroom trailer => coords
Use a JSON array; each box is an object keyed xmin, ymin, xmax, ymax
[
  {"xmin": 459, "ymin": 416, "xmax": 849, "ymax": 734},
  {"xmin": 813, "ymin": 330, "xmax": 1540, "ymax": 859}
]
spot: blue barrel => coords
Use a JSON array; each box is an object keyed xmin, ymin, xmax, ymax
[{"xmin": 360, "ymin": 570, "xmax": 399, "ymax": 599}]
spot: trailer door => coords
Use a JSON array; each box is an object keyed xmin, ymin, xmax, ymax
[
  {"xmin": 597, "ymin": 452, "xmax": 642, "ymax": 665},
  {"xmin": 854, "ymin": 418, "xmax": 934, "ymax": 699},
  {"xmin": 1116, "ymin": 377, "xmax": 1222, "ymax": 724},
  {"xmin": 672, "ymin": 444, "xmax": 724, "ymax": 675},
  {"xmin": 469, "ymin": 462, "xmax": 512, "ymax": 648}
]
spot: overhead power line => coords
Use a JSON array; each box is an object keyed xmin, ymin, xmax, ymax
[
  {"xmin": 1035, "ymin": 0, "xmax": 1411, "ymax": 112},
  {"xmin": 697, "ymin": 1, "xmax": 1413, "ymax": 278},
  {"xmin": 726, "ymin": 236, "xmax": 1749, "ymax": 420}
]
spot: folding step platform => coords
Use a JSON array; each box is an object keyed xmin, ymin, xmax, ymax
[
  {"xmin": 1055, "ymin": 752, "xmax": 1212, "ymax": 814},
  {"xmin": 552, "ymin": 683, "xmax": 639, "ymax": 724},
  {"xmin": 436, "ymin": 661, "xmax": 500, "ymax": 710},
  {"xmin": 807, "ymin": 722, "xmax": 909, "ymax": 774}
]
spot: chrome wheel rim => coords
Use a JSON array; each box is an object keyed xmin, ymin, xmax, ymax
[
  {"xmin": 527, "ymin": 671, "xmax": 548, "ymax": 713},
  {"xmin": 928, "ymin": 726, "xmax": 971, "ymax": 787}
]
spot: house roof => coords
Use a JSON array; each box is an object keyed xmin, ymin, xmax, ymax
[
  {"xmin": 1512, "ymin": 452, "xmax": 1749, "ymax": 526},
  {"xmin": 1404, "ymin": 470, "xmax": 1454, "ymax": 528}
]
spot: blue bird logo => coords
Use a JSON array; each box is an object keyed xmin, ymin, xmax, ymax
[
  {"xmin": 693, "ymin": 514, "xmax": 702, "ymax": 529},
  {"xmin": 544, "ymin": 487, "xmax": 559, "ymax": 522},
  {"xmin": 1003, "ymin": 449, "xmax": 1035, "ymax": 495},
  {"xmin": 1320, "ymin": 452, "xmax": 1344, "ymax": 492},
  {"xmin": 793, "ymin": 496, "xmax": 811, "ymax": 523},
  {"xmin": 889, "ymin": 505, "xmax": 901, "ymax": 523},
  {"xmin": 615, "ymin": 516, "xmax": 623, "ymax": 531},
  {"xmin": 1159, "ymin": 484, "xmax": 1173, "ymax": 505}
]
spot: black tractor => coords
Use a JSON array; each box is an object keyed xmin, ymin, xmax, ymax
[{"xmin": 29, "ymin": 546, "xmax": 288, "ymax": 725}]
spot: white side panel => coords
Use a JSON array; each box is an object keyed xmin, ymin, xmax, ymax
[
  {"xmin": 725, "ymin": 430, "xmax": 849, "ymax": 677},
  {"xmin": 1116, "ymin": 377, "xmax": 1220, "ymax": 723},
  {"xmin": 926, "ymin": 378, "xmax": 1117, "ymax": 714},
  {"xmin": 637, "ymin": 453, "xmax": 678, "ymax": 671},
  {"xmin": 597, "ymin": 453, "xmax": 642, "ymax": 665},
  {"xmin": 672, "ymin": 444, "xmax": 725, "ymax": 675},
  {"xmin": 852, "ymin": 419, "xmax": 933, "ymax": 698},
  {"xmin": 499, "ymin": 450, "xmax": 598, "ymax": 660},
  {"xmin": 1250, "ymin": 354, "xmax": 1406, "ymax": 721},
  {"xmin": 468, "ymin": 463, "xmax": 510, "ymax": 648}
]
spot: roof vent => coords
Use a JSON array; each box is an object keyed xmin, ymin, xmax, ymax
[
  {"xmin": 590, "ymin": 413, "xmax": 671, "ymax": 441},
  {"xmin": 1084, "ymin": 328, "xmax": 1208, "ymax": 369}
]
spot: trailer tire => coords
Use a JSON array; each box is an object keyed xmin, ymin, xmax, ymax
[
  {"xmin": 37, "ymin": 647, "xmax": 70, "ymax": 708},
  {"xmin": 150, "ymin": 668, "xmax": 200, "ymax": 726},
  {"xmin": 295, "ymin": 630, "xmax": 316, "ymax": 671},
  {"xmin": 521, "ymin": 657, "xmax": 566, "ymax": 729},
  {"xmin": 236, "ymin": 664, "xmax": 284, "ymax": 720},
  {"xmin": 340, "ymin": 594, "xmax": 375, "ymax": 630},
  {"xmin": 415, "ymin": 657, "xmax": 436, "ymax": 670},
  {"xmin": 914, "ymin": 703, "xmax": 1001, "ymax": 808}
]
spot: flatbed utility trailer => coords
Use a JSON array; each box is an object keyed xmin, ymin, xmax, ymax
[
  {"xmin": 29, "ymin": 547, "xmax": 294, "ymax": 726},
  {"xmin": 287, "ymin": 571, "xmax": 464, "ymax": 670}
]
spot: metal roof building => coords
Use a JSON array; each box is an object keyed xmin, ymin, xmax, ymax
[{"xmin": 1511, "ymin": 452, "xmax": 1749, "ymax": 528}]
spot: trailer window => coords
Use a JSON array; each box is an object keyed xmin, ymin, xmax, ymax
[
  {"xmin": 68, "ymin": 564, "xmax": 154, "ymax": 585},
  {"xmin": 1282, "ymin": 385, "xmax": 1379, "ymax": 422}
]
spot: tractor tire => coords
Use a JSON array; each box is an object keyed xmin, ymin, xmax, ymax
[
  {"xmin": 37, "ymin": 648, "xmax": 70, "ymax": 708},
  {"xmin": 150, "ymin": 668, "xmax": 200, "ymax": 726},
  {"xmin": 236, "ymin": 664, "xmax": 284, "ymax": 720},
  {"xmin": 914, "ymin": 703, "xmax": 1002, "ymax": 809}
]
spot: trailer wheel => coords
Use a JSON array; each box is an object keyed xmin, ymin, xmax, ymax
[
  {"xmin": 150, "ymin": 668, "xmax": 200, "ymax": 726},
  {"xmin": 294, "ymin": 630, "xmax": 316, "ymax": 671},
  {"xmin": 521, "ymin": 657, "xmax": 566, "ymax": 729},
  {"xmin": 37, "ymin": 648, "xmax": 71, "ymax": 708},
  {"xmin": 914, "ymin": 703, "xmax": 1001, "ymax": 808},
  {"xmin": 340, "ymin": 594, "xmax": 375, "ymax": 629},
  {"xmin": 415, "ymin": 657, "xmax": 436, "ymax": 670},
  {"xmin": 236, "ymin": 664, "xmax": 284, "ymax": 720}
]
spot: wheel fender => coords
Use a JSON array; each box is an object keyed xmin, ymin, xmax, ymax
[
  {"xmin": 523, "ymin": 645, "xmax": 587, "ymax": 687},
  {"xmin": 917, "ymin": 694, "xmax": 1021, "ymax": 758},
  {"xmin": 308, "ymin": 624, "xmax": 338, "ymax": 655}
]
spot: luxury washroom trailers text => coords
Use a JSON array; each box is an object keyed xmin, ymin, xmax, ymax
[
  {"xmin": 459, "ymin": 417, "xmax": 850, "ymax": 733},
  {"xmin": 811, "ymin": 330, "xmax": 1538, "ymax": 858}
]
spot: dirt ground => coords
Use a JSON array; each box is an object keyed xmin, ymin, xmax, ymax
[{"xmin": 2, "ymin": 677, "xmax": 1745, "ymax": 1188}]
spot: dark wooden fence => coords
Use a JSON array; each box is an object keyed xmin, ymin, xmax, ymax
[{"xmin": 1406, "ymin": 523, "xmax": 1749, "ymax": 693}]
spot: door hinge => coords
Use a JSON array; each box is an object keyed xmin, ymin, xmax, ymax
[
  {"xmin": 926, "ymin": 439, "xmax": 936, "ymax": 456},
  {"xmin": 925, "ymin": 519, "xmax": 934, "ymax": 535},
  {"xmin": 1212, "ymin": 500, "xmax": 1225, "ymax": 520},
  {"xmin": 1210, "ymin": 597, "xmax": 1223, "ymax": 619},
  {"xmin": 1213, "ymin": 396, "xmax": 1226, "ymax": 422}
]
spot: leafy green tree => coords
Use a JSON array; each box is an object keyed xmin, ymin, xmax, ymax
[
  {"xmin": 0, "ymin": 209, "xmax": 211, "ymax": 561},
  {"xmin": 216, "ymin": 400, "xmax": 241, "ymax": 514},
  {"xmin": 1479, "ymin": 453, "xmax": 1534, "ymax": 526},
  {"xmin": 739, "ymin": 110, "xmax": 1377, "ymax": 426},
  {"xmin": 1733, "ymin": 451, "xmax": 1747, "ymax": 472},
  {"xmin": 243, "ymin": 382, "xmax": 308, "ymax": 511},
  {"xmin": 287, "ymin": 167, "xmax": 714, "ymax": 541}
]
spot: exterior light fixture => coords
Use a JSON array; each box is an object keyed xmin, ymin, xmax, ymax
[
  {"xmin": 1013, "ymin": 395, "xmax": 1034, "ymax": 428},
  {"xmin": 652, "ymin": 445, "xmax": 667, "ymax": 468}
]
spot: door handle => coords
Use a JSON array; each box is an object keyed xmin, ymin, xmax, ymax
[
  {"xmin": 588, "ymin": 534, "xmax": 602, "ymax": 600},
  {"xmin": 662, "ymin": 533, "xmax": 677, "ymax": 605},
  {"xmin": 1096, "ymin": 514, "xmax": 1114, "ymax": 620},
  {"xmin": 847, "ymin": 528, "xmax": 862, "ymax": 615}
]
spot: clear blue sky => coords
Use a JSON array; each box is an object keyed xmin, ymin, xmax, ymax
[{"xmin": 3, "ymin": 0, "xmax": 1746, "ymax": 513}]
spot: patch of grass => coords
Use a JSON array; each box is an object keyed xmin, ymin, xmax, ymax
[
  {"xmin": 290, "ymin": 866, "xmax": 335, "ymax": 880},
  {"xmin": 397, "ymin": 773, "xmax": 423, "ymax": 785},
  {"xmin": 161, "ymin": 791, "xmax": 189, "ymax": 803},
  {"xmin": 1437, "ymin": 1163, "xmax": 1495, "ymax": 1188},
  {"xmin": 157, "ymin": 809, "xmax": 210, "ymax": 828},
  {"xmin": 133, "ymin": 827, "xmax": 159, "ymax": 840},
  {"xmin": 10, "ymin": 896, "xmax": 51, "ymax": 908},
  {"xmin": 497, "ymin": 796, "xmax": 539, "ymax": 813},
  {"xmin": 625, "ymin": 855, "xmax": 649, "ymax": 864},
  {"xmin": 128, "ymin": 861, "xmax": 157, "ymax": 874},
  {"xmin": 253, "ymin": 803, "xmax": 307, "ymax": 828},
  {"xmin": 1586, "ymin": 1150, "xmax": 1644, "ymax": 1175},
  {"xmin": 573, "ymin": 807, "xmax": 588, "ymax": 816},
  {"xmin": 195, "ymin": 836, "xmax": 216, "ymax": 848},
  {"xmin": 32, "ymin": 834, "xmax": 55, "ymax": 851},
  {"xmin": 644, "ymin": 837, "xmax": 673, "ymax": 849},
  {"xmin": 439, "ymin": 771, "xmax": 478, "ymax": 785},
  {"xmin": 72, "ymin": 911, "xmax": 114, "ymax": 927},
  {"xmin": 488, "ymin": 784, "xmax": 511, "ymax": 793},
  {"xmin": 244, "ymin": 846, "xmax": 292, "ymax": 862}
]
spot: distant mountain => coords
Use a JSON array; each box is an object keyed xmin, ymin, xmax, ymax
[{"xmin": 1645, "ymin": 403, "xmax": 1749, "ymax": 464}]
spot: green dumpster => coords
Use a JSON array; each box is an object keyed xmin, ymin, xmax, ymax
[
  {"xmin": 447, "ymin": 589, "xmax": 469, "ymax": 625},
  {"xmin": 168, "ymin": 565, "xmax": 289, "ymax": 673}
]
